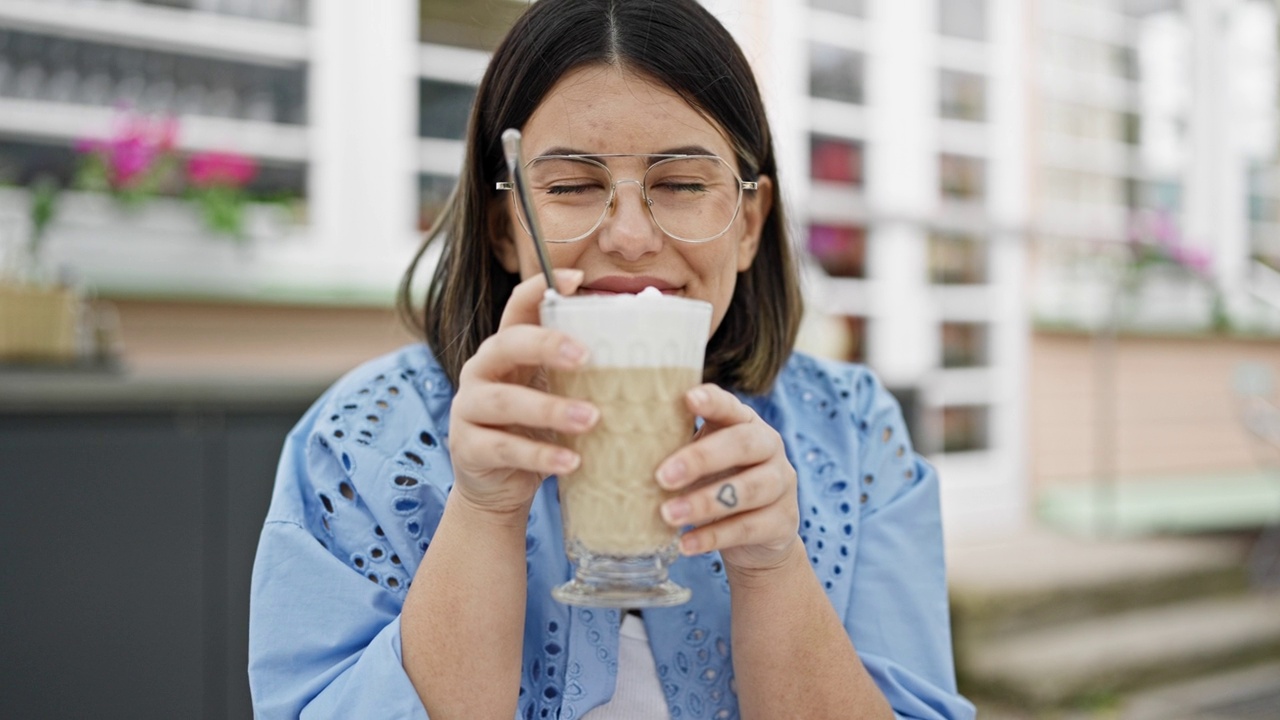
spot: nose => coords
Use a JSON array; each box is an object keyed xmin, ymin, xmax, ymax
[{"xmin": 597, "ymin": 179, "xmax": 664, "ymax": 261}]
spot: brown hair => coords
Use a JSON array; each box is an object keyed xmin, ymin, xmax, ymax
[{"xmin": 398, "ymin": 0, "xmax": 802, "ymax": 395}]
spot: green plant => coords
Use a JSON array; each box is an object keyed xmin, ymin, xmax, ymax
[{"xmin": 185, "ymin": 150, "xmax": 259, "ymax": 240}]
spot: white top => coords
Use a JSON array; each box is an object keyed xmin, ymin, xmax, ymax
[{"xmin": 580, "ymin": 613, "xmax": 671, "ymax": 719}]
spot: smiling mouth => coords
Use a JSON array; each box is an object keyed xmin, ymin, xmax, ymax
[
  {"xmin": 579, "ymin": 288, "xmax": 682, "ymax": 296},
  {"xmin": 579, "ymin": 277, "xmax": 682, "ymax": 295}
]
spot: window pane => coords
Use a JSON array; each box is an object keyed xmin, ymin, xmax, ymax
[
  {"xmin": 810, "ymin": 0, "xmax": 866, "ymax": 16},
  {"xmin": 809, "ymin": 224, "xmax": 867, "ymax": 278},
  {"xmin": 939, "ymin": 70, "xmax": 986, "ymax": 121},
  {"xmin": 811, "ymin": 136, "xmax": 864, "ymax": 185},
  {"xmin": 939, "ymin": 0, "xmax": 985, "ymax": 41},
  {"xmin": 0, "ymin": 28, "xmax": 308, "ymax": 124},
  {"xmin": 419, "ymin": 79, "xmax": 475, "ymax": 140},
  {"xmin": 941, "ymin": 322, "xmax": 989, "ymax": 368},
  {"xmin": 809, "ymin": 43, "xmax": 864, "ymax": 105},
  {"xmin": 419, "ymin": 173, "xmax": 457, "ymax": 232},
  {"xmin": 139, "ymin": 0, "xmax": 309, "ymax": 23},
  {"xmin": 942, "ymin": 405, "xmax": 989, "ymax": 453},
  {"xmin": 939, "ymin": 154, "xmax": 985, "ymax": 200},
  {"xmin": 929, "ymin": 232, "xmax": 988, "ymax": 284},
  {"xmin": 1041, "ymin": 168, "xmax": 1126, "ymax": 206},
  {"xmin": 419, "ymin": 0, "xmax": 526, "ymax": 50}
]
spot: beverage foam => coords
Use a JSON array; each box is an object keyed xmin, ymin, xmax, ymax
[{"xmin": 540, "ymin": 290, "xmax": 712, "ymax": 369}]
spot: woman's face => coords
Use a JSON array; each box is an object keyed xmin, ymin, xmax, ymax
[{"xmin": 492, "ymin": 64, "xmax": 772, "ymax": 334}]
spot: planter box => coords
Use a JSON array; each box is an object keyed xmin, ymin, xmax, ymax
[{"xmin": 0, "ymin": 282, "xmax": 77, "ymax": 362}]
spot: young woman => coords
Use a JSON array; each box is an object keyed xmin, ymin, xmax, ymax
[{"xmin": 249, "ymin": 1, "xmax": 974, "ymax": 718}]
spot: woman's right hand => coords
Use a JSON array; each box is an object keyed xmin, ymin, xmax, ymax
[{"xmin": 446, "ymin": 269, "xmax": 599, "ymax": 519}]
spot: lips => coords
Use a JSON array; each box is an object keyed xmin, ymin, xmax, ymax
[{"xmin": 580, "ymin": 276, "xmax": 681, "ymax": 295}]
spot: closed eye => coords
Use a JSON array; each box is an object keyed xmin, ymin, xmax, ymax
[
  {"xmin": 544, "ymin": 183, "xmax": 606, "ymax": 196},
  {"xmin": 652, "ymin": 181, "xmax": 709, "ymax": 194}
]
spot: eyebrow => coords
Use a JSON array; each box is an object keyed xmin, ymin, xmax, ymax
[{"xmin": 539, "ymin": 145, "xmax": 719, "ymax": 161}]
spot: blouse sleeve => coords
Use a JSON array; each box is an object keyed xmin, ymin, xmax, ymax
[
  {"xmin": 843, "ymin": 369, "xmax": 976, "ymax": 720},
  {"xmin": 248, "ymin": 372, "xmax": 438, "ymax": 719},
  {"xmin": 250, "ymin": 520, "xmax": 428, "ymax": 719}
]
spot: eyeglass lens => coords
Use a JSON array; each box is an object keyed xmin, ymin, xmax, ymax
[{"xmin": 515, "ymin": 156, "xmax": 742, "ymax": 242}]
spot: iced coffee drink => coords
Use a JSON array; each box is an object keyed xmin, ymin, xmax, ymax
[{"xmin": 541, "ymin": 289, "xmax": 711, "ymax": 607}]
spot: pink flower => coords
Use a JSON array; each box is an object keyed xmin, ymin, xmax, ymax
[
  {"xmin": 1172, "ymin": 246, "xmax": 1212, "ymax": 276},
  {"xmin": 75, "ymin": 112, "xmax": 180, "ymax": 190},
  {"xmin": 186, "ymin": 151, "xmax": 257, "ymax": 189}
]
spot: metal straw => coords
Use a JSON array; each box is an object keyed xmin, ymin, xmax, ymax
[{"xmin": 501, "ymin": 128, "xmax": 559, "ymax": 296}]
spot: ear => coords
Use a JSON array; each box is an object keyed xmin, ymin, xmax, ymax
[
  {"xmin": 736, "ymin": 174, "xmax": 772, "ymax": 273},
  {"xmin": 488, "ymin": 196, "xmax": 521, "ymax": 274}
]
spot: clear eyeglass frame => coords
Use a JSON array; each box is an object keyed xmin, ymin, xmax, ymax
[{"xmin": 495, "ymin": 153, "xmax": 759, "ymax": 244}]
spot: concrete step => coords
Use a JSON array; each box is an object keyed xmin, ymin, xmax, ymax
[
  {"xmin": 960, "ymin": 592, "xmax": 1280, "ymax": 708},
  {"xmin": 948, "ymin": 531, "xmax": 1251, "ymax": 644},
  {"xmin": 972, "ymin": 662, "xmax": 1280, "ymax": 719}
]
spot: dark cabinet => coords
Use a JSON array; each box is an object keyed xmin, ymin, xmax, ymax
[{"xmin": 0, "ymin": 376, "xmax": 321, "ymax": 720}]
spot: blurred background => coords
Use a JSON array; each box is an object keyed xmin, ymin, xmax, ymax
[{"xmin": 1, "ymin": 0, "xmax": 1279, "ymax": 718}]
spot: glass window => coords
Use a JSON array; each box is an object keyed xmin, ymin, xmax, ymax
[
  {"xmin": 939, "ymin": 154, "xmax": 984, "ymax": 201},
  {"xmin": 809, "ymin": 43, "xmax": 864, "ymax": 105},
  {"xmin": 419, "ymin": 79, "xmax": 476, "ymax": 140},
  {"xmin": 1112, "ymin": 44, "xmax": 1139, "ymax": 81},
  {"xmin": 939, "ymin": 0, "xmax": 985, "ymax": 41},
  {"xmin": 419, "ymin": 0, "xmax": 526, "ymax": 51},
  {"xmin": 809, "ymin": 224, "xmax": 867, "ymax": 278},
  {"xmin": 939, "ymin": 69, "xmax": 986, "ymax": 121},
  {"xmin": 419, "ymin": 173, "xmax": 457, "ymax": 232},
  {"xmin": 1041, "ymin": 168, "xmax": 1126, "ymax": 206},
  {"xmin": 0, "ymin": 28, "xmax": 308, "ymax": 124},
  {"xmin": 942, "ymin": 405, "xmax": 989, "ymax": 453},
  {"xmin": 811, "ymin": 136, "xmax": 864, "ymax": 185},
  {"xmin": 929, "ymin": 232, "xmax": 988, "ymax": 284},
  {"xmin": 810, "ymin": 0, "xmax": 866, "ymax": 16},
  {"xmin": 1122, "ymin": 112, "xmax": 1141, "ymax": 145},
  {"xmin": 1043, "ymin": 101, "xmax": 1138, "ymax": 144},
  {"xmin": 140, "ymin": 0, "xmax": 309, "ymax": 24},
  {"xmin": 1146, "ymin": 179, "xmax": 1182, "ymax": 212},
  {"xmin": 941, "ymin": 322, "xmax": 989, "ymax": 368}
]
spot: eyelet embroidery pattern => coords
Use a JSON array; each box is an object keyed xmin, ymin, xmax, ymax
[
  {"xmin": 302, "ymin": 347, "xmax": 919, "ymax": 718},
  {"xmin": 309, "ymin": 353, "xmax": 459, "ymax": 595},
  {"xmin": 647, "ymin": 605, "xmax": 735, "ymax": 719}
]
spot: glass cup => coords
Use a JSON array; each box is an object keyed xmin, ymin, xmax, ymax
[{"xmin": 540, "ymin": 291, "xmax": 712, "ymax": 607}]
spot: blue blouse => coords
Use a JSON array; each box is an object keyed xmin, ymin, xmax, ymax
[{"xmin": 249, "ymin": 344, "xmax": 975, "ymax": 720}]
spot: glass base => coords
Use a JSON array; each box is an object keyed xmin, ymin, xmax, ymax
[{"xmin": 552, "ymin": 553, "xmax": 691, "ymax": 608}]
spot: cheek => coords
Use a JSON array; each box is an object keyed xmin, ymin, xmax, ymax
[{"xmin": 529, "ymin": 243, "xmax": 587, "ymax": 276}]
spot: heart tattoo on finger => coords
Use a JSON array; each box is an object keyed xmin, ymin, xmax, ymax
[{"xmin": 716, "ymin": 483, "xmax": 738, "ymax": 508}]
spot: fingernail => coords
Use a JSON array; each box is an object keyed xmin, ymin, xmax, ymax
[
  {"xmin": 566, "ymin": 402, "xmax": 598, "ymax": 427},
  {"xmin": 688, "ymin": 387, "xmax": 709, "ymax": 406},
  {"xmin": 559, "ymin": 341, "xmax": 588, "ymax": 365},
  {"xmin": 680, "ymin": 534, "xmax": 701, "ymax": 555},
  {"xmin": 555, "ymin": 450, "xmax": 580, "ymax": 473},
  {"xmin": 656, "ymin": 459, "xmax": 686, "ymax": 488},
  {"xmin": 662, "ymin": 499, "xmax": 690, "ymax": 524}
]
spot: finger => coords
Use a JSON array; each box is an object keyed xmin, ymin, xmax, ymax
[
  {"xmin": 459, "ymin": 382, "xmax": 599, "ymax": 434},
  {"xmin": 451, "ymin": 423, "xmax": 581, "ymax": 477},
  {"xmin": 676, "ymin": 504, "xmax": 798, "ymax": 556},
  {"xmin": 461, "ymin": 324, "xmax": 590, "ymax": 383},
  {"xmin": 685, "ymin": 383, "xmax": 758, "ymax": 430},
  {"xmin": 498, "ymin": 268, "xmax": 586, "ymax": 330},
  {"xmin": 659, "ymin": 462, "xmax": 790, "ymax": 529},
  {"xmin": 655, "ymin": 413, "xmax": 776, "ymax": 491}
]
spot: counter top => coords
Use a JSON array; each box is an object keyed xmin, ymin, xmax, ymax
[{"xmin": 0, "ymin": 365, "xmax": 332, "ymax": 413}]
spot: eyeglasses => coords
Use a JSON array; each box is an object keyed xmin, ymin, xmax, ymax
[{"xmin": 496, "ymin": 154, "xmax": 758, "ymax": 243}]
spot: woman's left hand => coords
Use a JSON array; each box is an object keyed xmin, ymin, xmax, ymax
[{"xmin": 655, "ymin": 383, "xmax": 801, "ymax": 575}]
